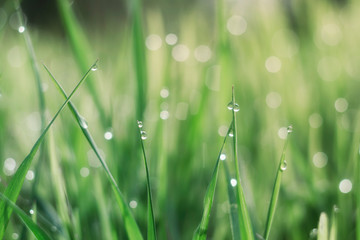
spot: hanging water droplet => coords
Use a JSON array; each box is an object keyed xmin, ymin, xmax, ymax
[
  {"xmin": 137, "ymin": 120, "xmax": 143, "ymax": 128},
  {"xmin": 280, "ymin": 160, "xmax": 287, "ymax": 171},
  {"xmin": 78, "ymin": 116, "xmax": 88, "ymax": 129},
  {"xmin": 227, "ymin": 101, "xmax": 234, "ymax": 110},
  {"xmin": 104, "ymin": 131, "xmax": 113, "ymax": 140},
  {"xmin": 309, "ymin": 228, "xmax": 318, "ymax": 238},
  {"xmin": 228, "ymin": 130, "xmax": 234, "ymax": 137},
  {"xmin": 233, "ymin": 103, "xmax": 240, "ymax": 112},
  {"xmin": 91, "ymin": 65, "xmax": 98, "ymax": 71},
  {"xmin": 287, "ymin": 125, "xmax": 293, "ymax": 134},
  {"xmin": 141, "ymin": 130, "xmax": 147, "ymax": 140}
]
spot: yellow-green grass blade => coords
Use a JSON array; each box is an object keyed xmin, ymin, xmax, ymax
[
  {"xmin": 263, "ymin": 126, "xmax": 292, "ymax": 240},
  {"xmin": 0, "ymin": 60, "xmax": 97, "ymax": 238},
  {"xmin": 43, "ymin": 65, "xmax": 143, "ymax": 240},
  {"xmin": 55, "ymin": 0, "xmax": 109, "ymax": 126},
  {"xmin": 230, "ymin": 87, "xmax": 254, "ymax": 240},
  {"xmin": 130, "ymin": 0, "xmax": 147, "ymax": 120},
  {"xmin": 138, "ymin": 122, "xmax": 157, "ymax": 240},
  {"xmin": 317, "ymin": 212, "xmax": 329, "ymax": 240},
  {"xmin": 0, "ymin": 193, "xmax": 51, "ymax": 240},
  {"xmin": 330, "ymin": 206, "xmax": 338, "ymax": 240},
  {"xmin": 192, "ymin": 122, "xmax": 233, "ymax": 240}
]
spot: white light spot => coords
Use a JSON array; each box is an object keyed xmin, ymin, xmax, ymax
[
  {"xmin": 160, "ymin": 88, "xmax": 169, "ymax": 98},
  {"xmin": 194, "ymin": 45, "xmax": 212, "ymax": 62},
  {"xmin": 309, "ymin": 113, "xmax": 323, "ymax": 128},
  {"xmin": 227, "ymin": 15, "xmax": 247, "ymax": 36},
  {"xmin": 265, "ymin": 56, "xmax": 282, "ymax": 73},
  {"xmin": 160, "ymin": 110, "xmax": 169, "ymax": 120},
  {"xmin": 172, "ymin": 44, "xmax": 190, "ymax": 62},
  {"xmin": 317, "ymin": 57, "xmax": 341, "ymax": 81},
  {"xmin": 18, "ymin": 26, "xmax": 25, "ymax": 33},
  {"xmin": 165, "ymin": 33, "xmax": 178, "ymax": 45},
  {"xmin": 104, "ymin": 131, "xmax": 113, "ymax": 140},
  {"xmin": 145, "ymin": 34, "xmax": 162, "ymax": 51},
  {"xmin": 220, "ymin": 154, "xmax": 226, "ymax": 161},
  {"xmin": 4, "ymin": 158, "xmax": 16, "ymax": 176},
  {"xmin": 278, "ymin": 127, "xmax": 288, "ymax": 139},
  {"xmin": 80, "ymin": 167, "xmax": 90, "ymax": 177},
  {"xmin": 339, "ymin": 179, "xmax": 352, "ymax": 194},
  {"xmin": 321, "ymin": 24, "xmax": 342, "ymax": 46},
  {"xmin": 313, "ymin": 152, "xmax": 328, "ymax": 168},
  {"xmin": 25, "ymin": 112, "xmax": 41, "ymax": 132},
  {"xmin": 334, "ymin": 98, "xmax": 348, "ymax": 113},
  {"xmin": 26, "ymin": 170, "xmax": 35, "ymax": 181},
  {"xmin": 29, "ymin": 209, "xmax": 34, "ymax": 215},
  {"xmin": 230, "ymin": 178, "xmax": 237, "ymax": 187},
  {"xmin": 266, "ymin": 92, "xmax": 282, "ymax": 109},
  {"xmin": 12, "ymin": 233, "xmax": 19, "ymax": 239},
  {"xmin": 129, "ymin": 200, "xmax": 138, "ymax": 209},
  {"xmin": 218, "ymin": 125, "xmax": 228, "ymax": 137}
]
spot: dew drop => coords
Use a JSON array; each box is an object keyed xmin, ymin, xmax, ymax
[
  {"xmin": 228, "ymin": 130, "xmax": 234, "ymax": 137},
  {"xmin": 18, "ymin": 26, "xmax": 25, "ymax": 33},
  {"xmin": 137, "ymin": 120, "xmax": 143, "ymax": 128},
  {"xmin": 230, "ymin": 178, "xmax": 237, "ymax": 187},
  {"xmin": 309, "ymin": 228, "xmax": 318, "ymax": 238},
  {"xmin": 287, "ymin": 125, "xmax": 293, "ymax": 134},
  {"xmin": 29, "ymin": 209, "xmax": 34, "ymax": 215},
  {"xmin": 220, "ymin": 153, "xmax": 226, "ymax": 161},
  {"xmin": 141, "ymin": 130, "xmax": 147, "ymax": 140},
  {"xmin": 91, "ymin": 65, "xmax": 98, "ymax": 71},
  {"xmin": 227, "ymin": 101, "xmax": 234, "ymax": 110},
  {"xmin": 104, "ymin": 131, "xmax": 113, "ymax": 140},
  {"xmin": 78, "ymin": 116, "xmax": 88, "ymax": 129},
  {"xmin": 280, "ymin": 160, "xmax": 287, "ymax": 171},
  {"xmin": 233, "ymin": 103, "xmax": 240, "ymax": 112}
]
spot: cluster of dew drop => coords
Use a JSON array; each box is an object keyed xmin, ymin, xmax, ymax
[{"xmin": 137, "ymin": 120, "xmax": 147, "ymax": 140}]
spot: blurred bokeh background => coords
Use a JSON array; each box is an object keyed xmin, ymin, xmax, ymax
[{"xmin": 0, "ymin": 0, "xmax": 359, "ymax": 239}]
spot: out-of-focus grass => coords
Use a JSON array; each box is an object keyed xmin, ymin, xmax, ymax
[{"xmin": 1, "ymin": 0, "xmax": 360, "ymax": 239}]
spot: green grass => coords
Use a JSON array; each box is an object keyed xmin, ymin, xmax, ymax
[{"xmin": 1, "ymin": 0, "xmax": 360, "ymax": 239}]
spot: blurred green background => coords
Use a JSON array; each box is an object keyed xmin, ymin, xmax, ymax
[{"xmin": 0, "ymin": 0, "xmax": 359, "ymax": 239}]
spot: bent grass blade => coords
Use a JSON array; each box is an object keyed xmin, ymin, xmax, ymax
[
  {"xmin": 0, "ymin": 60, "xmax": 97, "ymax": 239},
  {"xmin": 43, "ymin": 64, "xmax": 143, "ymax": 240}
]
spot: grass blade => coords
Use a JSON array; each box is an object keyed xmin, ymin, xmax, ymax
[
  {"xmin": 192, "ymin": 122, "xmax": 233, "ymax": 240},
  {"xmin": 330, "ymin": 206, "xmax": 338, "ymax": 240},
  {"xmin": 0, "ymin": 60, "xmax": 97, "ymax": 238},
  {"xmin": 43, "ymin": 65, "xmax": 143, "ymax": 240},
  {"xmin": 138, "ymin": 121, "xmax": 157, "ymax": 240},
  {"xmin": 263, "ymin": 125, "xmax": 292, "ymax": 240},
  {"xmin": 0, "ymin": 193, "xmax": 51, "ymax": 240},
  {"xmin": 230, "ymin": 87, "xmax": 254, "ymax": 240},
  {"xmin": 317, "ymin": 212, "xmax": 329, "ymax": 240}
]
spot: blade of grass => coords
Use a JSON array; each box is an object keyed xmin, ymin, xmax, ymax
[
  {"xmin": 138, "ymin": 121, "xmax": 157, "ymax": 240},
  {"xmin": 0, "ymin": 60, "xmax": 96, "ymax": 238},
  {"xmin": 43, "ymin": 64, "xmax": 143, "ymax": 240},
  {"xmin": 263, "ymin": 125, "xmax": 292, "ymax": 240},
  {"xmin": 55, "ymin": 0, "xmax": 109, "ymax": 127},
  {"xmin": 131, "ymin": 0, "xmax": 147, "ymax": 120},
  {"xmin": 192, "ymin": 121, "xmax": 233, "ymax": 240},
  {"xmin": 317, "ymin": 212, "xmax": 329, "ymax": 240},
  {"xmin": 0, "ymin": 193, "xmax": 51, "ymax": 240},
  {"xmin": 231, "ymin": 87, "xmax": 254, "ymax": 240},
  {"xmin": 329, "ymin": 206, "xmax": 338, "ymax": 240}
]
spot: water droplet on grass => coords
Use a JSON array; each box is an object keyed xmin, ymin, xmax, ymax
[
  {"xmin": 141, "ymin": 131, "xmax": 147, "ymax": 140},
  {"xmin": 18, "ymin": 26, "xmax": 25, "ymax": 33},
  {"xmin": 78, "ymin": 116, "xmax": 88, "ymax": 129},
  {"xmin": 280, "ymin": 160, "xmax": 287, "ymax": 171},
  {"xmin": 220, "ymin": 153, "xmax": 226, "ymax": 161},
  {"xmin": 228, "ymin": 130, "xmax": 234, "ymax": 137},
  {"xmin": 104, "ymin": 131, "xmax": 113, "ymax": 140},
  {"xmin": 227, "ymin": 101, "xmax": 234, "ymax": 110},
  {"xmin": 91, "ymin": 65, "xmax": 98, "ymax": 71},
  {"xmin": 287, "ymin": 125, "xmax": 293, "ymax": 134},
  {"xmin": 233, "ymin": 103, "xmax": 240, "ymax": 112},
  {"xmin": 230, "ymin": 178, "xmax": 237, "ymax": 187},
  {"xmin": 29, "ymin": 209, "xmax": 34, "ymax": 215},
  {"xmin": 137, "ymin": 120, "xmax": 143, "ymax": 128},
  {"xmin": 309, "ymin": 228, "xmax": 318, "ymax": 238}
]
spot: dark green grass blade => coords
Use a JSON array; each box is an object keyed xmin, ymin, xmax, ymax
[
  {"xmin": 192, "ymin": 122, "xmax": 233, "ymax": 240},
  {"xmin": 43, "ymin": 65, "xmax": 143, "ymax": 240},
  {"xmin": 263, "ymin": 126, "xmax": 292, "ymax": 240},
  {"xmin": 55, "ymin": 0, "xmax": 109, "ymax": 126},
  {"xmin": 230, "ymin": 87, "xmax": 254, "ymax": 240},
  {"xmin": 317, "ymin": 212, "xmax": 329, "ymax": 240},
  {"xmin": 138, "ymin": 123, "xmax": 157, "ymax": 240},
  {"xmin": 131, "ymin": 0, "xmax": 147, "ymax": 120},
  {"xmin": 0, "ymin": 193, "xmax": 51, "ymax": 240},
  {"xmin": 0, "ymin": 60, "xmax": 97, "ymax": 239}
]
